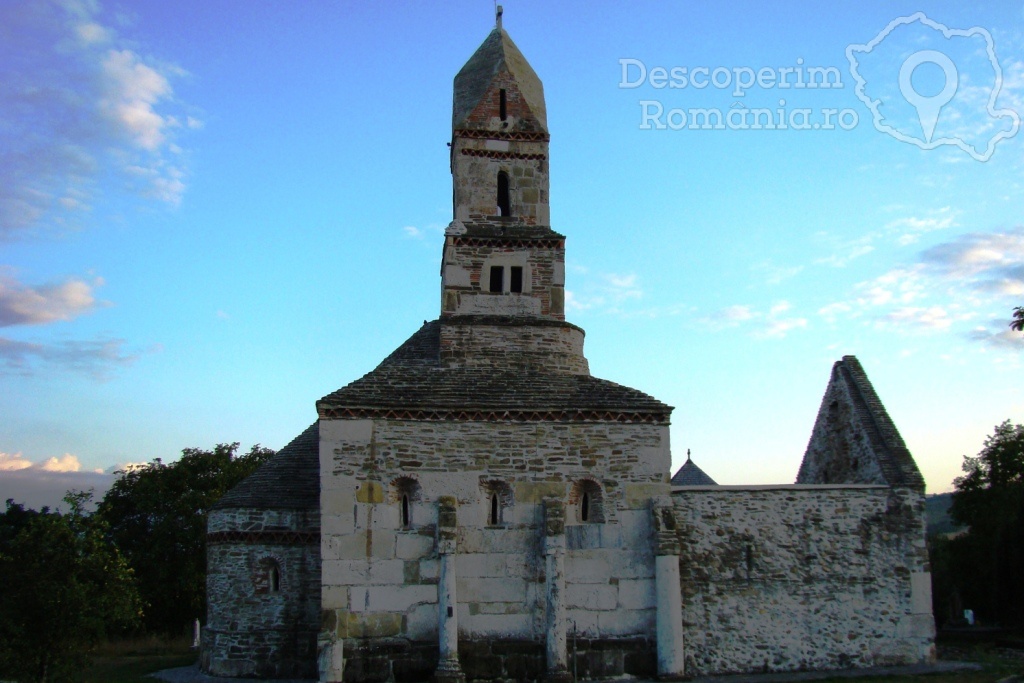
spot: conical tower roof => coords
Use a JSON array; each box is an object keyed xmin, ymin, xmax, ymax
[
  {"xmin": 671, "ymin": 452, "xmax": 718, "ymax": 486},
  {"xmin": 453, "ymin": 27, "xmax": 547, "ymax": 132}
]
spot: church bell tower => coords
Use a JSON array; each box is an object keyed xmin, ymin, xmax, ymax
[{"xmin": 440, "ymin": 8, "xmax": 565, "ymax": 322}]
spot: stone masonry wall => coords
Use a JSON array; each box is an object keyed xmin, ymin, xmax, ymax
[
  {"xmin": 203, "ymin": 508, "xmax": 321, "ymax": 679},
  {"xmin": 672, "ymin": 485, "xmax": 934, "ymax": 675},
  {"xmin": 320, "ymin": 418, "xmax": 670, "ymax": 681},
  {"xmin": 441, "ymin": 237, "xmax": 563, "ymax": 319},
  {"xmin": 439, "ymin": 321, "xmax": 587, "ymax": 374}
]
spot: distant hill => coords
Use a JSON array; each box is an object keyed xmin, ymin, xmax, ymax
[{"xmin": 926, "ymin": 492, "xmax": 965, "ymax": 537}]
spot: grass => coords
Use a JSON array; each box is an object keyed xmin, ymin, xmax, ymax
[
  {"xmin": 81, "ymin": 635, "xmax": 196, "ymax": 683},
  {"xmin": 65, "ymin": 634, "xmax": 1021, "ymax": 683}
]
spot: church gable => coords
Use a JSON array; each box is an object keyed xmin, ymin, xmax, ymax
[{"xmin": 797, "ymin": 355, "xmax": 924, "ymax": 490}]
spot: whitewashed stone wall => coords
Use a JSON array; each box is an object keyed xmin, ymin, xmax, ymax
[
  {"xmin": 320, "ymin": 417, "xmax": 670, "ymax": 680},
  {"xmin": 672, "ymin": 485, "xmax": 934, "ymax": 675}
]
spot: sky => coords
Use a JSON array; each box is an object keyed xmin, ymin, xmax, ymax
[{"xmin": 1, "ymin": 0, "xmax": 1023, "ymax": 510}]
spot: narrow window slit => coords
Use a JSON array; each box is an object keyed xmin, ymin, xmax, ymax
[
  {"xmin": 581, "ymin": 492, "xmax": 590, "ymax": 522},
  {"xmin": 510, "ymin": 266, "xmax": 523, "ymax": 293},
  {"xmin": 497, "ymin": 171, "xmax": 511, "ymax": 216},
  {"xmin": 401, "ymin": 493, "xmax": 411, "ymax": 527},
  {"xmin": 499, "ymin": 89, "xmax": 507, "ymax": 121},
  {"xmin": 269, "ymin": 565, "xmax": 280, "ymax": 593},
  {"xmin": 490, "ymin": 493, "xmax": 500, "ymax": 525},
  {"xmin": 489, "ymin": 266, "xmax": 504, "ymax": 293}
]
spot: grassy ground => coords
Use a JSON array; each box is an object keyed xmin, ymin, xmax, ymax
[
  {"xmin": 72, "ymin": 636, "xmax": 1022, "ymax": 683},
  {"xmin": 82, "ymin": 636, "xmax": 196, "ymax": 683}
]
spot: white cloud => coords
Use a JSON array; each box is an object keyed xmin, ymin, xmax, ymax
[
  {"xmin": 0, "ymin": 451, "xmax": 96, "ymax": 474},
  {"xmin": 704, "ymin": 302, "xmax": 806, "ymax": 339},
  {"xmin": 878, "ymin": 306, "xmax": 952, "ymax": 330},
  {"xmin": 890, "ymin": 209, "xmax": 957, "ymax": 246},
  {"xmin": 0, "ymin": 451, "xmax": 32, "ymax": 471},
  {"xmin": 968, "ymin": 326, "xmax": 1024, "ymax": 349},
  {"xmin": 755, "ymin": 316, "xmax": 808, "ymax": 339},
  {"xmin": 403, "ymin": 225, "xmax": 422, "ymax": 238},
  {"xmin": 0, "ymin": 0, "xmax": 194, "ymax": 238},
  {"xmin": 0, "ymin": 335, "xmax": 138, "ymax": 379},
  {"xmin": 0, "ymin": 272, "xmax": 104, "ymax": 327}
]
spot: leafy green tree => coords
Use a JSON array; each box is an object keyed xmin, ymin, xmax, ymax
[
  {"xmin": 96, "ymin": 443, "xmax": 274, "ymax": 634},
  {"xmin": 0, "ymin": 493, "xmax": 141, "ymax": 683},
  {"xmin": 1012, "ymin": 306, "xmax": 1024, "ymax": 332},
  {"xmin": 949, "ymin": 420, "xmax": 1024, "ymax": 627}
]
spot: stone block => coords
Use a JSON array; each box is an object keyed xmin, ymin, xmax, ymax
[
  {"xmin": 395, "ymin": 531, "xmax": 434, "ymax": 560},
  {"xmin": 332, "ymin": 533, "xmax": 370, "ymax": 561},
  {"xmin": 368, "ymin": 529, "xmax": 396, "ymax": 560},
  {"xmin": 405, "ymin": 602, "xmax": 438, "ymax": 640},
  {"xmin": 323, "ymin": 559, "xmax": 367, "ymax": 585},
  {"xmin": 565, "ymin": 553, "xmax": 610, "ymax": 583},
  {"xmin": 322, "ymin": 585, "xmax": 349, "ymax": 610},
  {"xmin": 459, "ymin": 576, "xmax": 527, "ymax": 603},
  {"xmin": 598, "ymin": 608, "xmax": 654, "ymax": 636},
  {"xmin": 617, "ymin": 578, "xmax": 655, "ymax": 610},
  {"xmin": 515, "ymin": 481, "xmax": 566, "ymax": 504},
  {"xmin": 463, "ymin": 612, "xmax": 533, "ymax": 637},
  {"xmin": 567, "ymin": 583, "xmax": 616, "ymax": 610},
  {"xmin": 322, "ymin": 513, "xmax": 355, "ymax": 537},
  {"xmin": 624, "ymin": 483, "xmax": 665, "ymax": 509},
  {"xmin": 367, "ymin": 584, "xmax": 436, "ymax": 612},
  {"xmin": 347, "ymin": 612, "xmax": 404, "ymax": 639},
  {"xmin": 367, "ymin": 559, "xmax": 405, "ymax": 584},
  {"xmin": 459, "ymin": 553, "xmax": 510, "ymax": 578}
]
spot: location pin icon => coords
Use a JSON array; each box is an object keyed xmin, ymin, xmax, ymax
[{"xmin": 899, "ymin": 50, "xmax": 958, "ymax": 143}]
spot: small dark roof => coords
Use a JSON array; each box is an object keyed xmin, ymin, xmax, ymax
[
  {"xmin": 317, "ymin": 320, "xmax": 671, "ymax": 415},
  {"xmin": 453, "ymin": 28, "xmax": 547, "ymax": 131},
  {"xmin": 212, "ymin": 422, "xmax": 319, "ymax": 510},
  {"xmin": 671, "ymin": 456, "xmax": 718, "ymax": 486}
]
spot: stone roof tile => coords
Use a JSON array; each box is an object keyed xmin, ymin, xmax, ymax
[
  {"xmin": 317, "ymin": 320, "xmax": 671, "ymax": 416},
  {"xmin": 212, "ymin": 422, "xmax": 319, "ymax": 510}
]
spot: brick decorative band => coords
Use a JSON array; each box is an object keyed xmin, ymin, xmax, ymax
[
  {"xmin": 316, "ymin": 407, "xmax": 670, "ymax": 424},
  {"xmin": 452, "ymin": 236, "xmax": 563, "ymax": 249},
  {"xmin": 454, "ymin": 129, "xmax": 550, "ymax": 142},
  {"xmin": 207, "ymin": 530, "xmax": 318, "ymax": 546},
  {"xmin": 459, "ymin": 148, "xmax": 547, "ymax": 161}
]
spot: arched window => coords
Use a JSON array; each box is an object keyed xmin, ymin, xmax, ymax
[
  {"xmin": 481, "ymin": 479, "xmax": 512, "ymax": 527},
  {"xmin": 570, "ymin": 479, "xmax": 605, "ymax": 524},
  {"xmin": 255, "ymin": 557, "xmax": 282, "ymax": 595},
  {"xmin": 391, "ymin": 476, "xmax": 421, "ymax": 529},
  {"xmin": 497, "ymin": 171, "xmax": 511, "ymax": 216},
  {"xmin": 490, "ymin": 493, "xmax": 500, "ymax": 525}
]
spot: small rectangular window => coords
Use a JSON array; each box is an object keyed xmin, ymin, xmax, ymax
[
  {"xmin": 510, "ymin": 266, "xmax": 523, "ymax": 293},
  {"xmin": 489, "ymin": 266, "xmax": 504, "ymax": 293},
  {"xmin": 499, "ymin": 89, "xmax": 507, "ymax": 121}
]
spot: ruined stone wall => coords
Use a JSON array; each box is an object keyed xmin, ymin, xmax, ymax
[
  {"xmin": 202, "ymin": 507, "xmax": 321, "ymax": 679},
  {"xmin": 441, "ymin": 235, "xmax": 564, "ymax": 319},
  {"xmin": 672, "ymin": 485, "xmax": 934, "ymax": 675},
  {"xmin": 320, "ymin": 417, "xmax": 669, "ymax": 681}
]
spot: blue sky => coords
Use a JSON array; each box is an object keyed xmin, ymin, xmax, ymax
[{"xmin": 1, "ymin": 0, "xmax": 1023, "ymax": 509}]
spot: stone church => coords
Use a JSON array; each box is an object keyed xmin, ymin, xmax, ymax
[{"xmin": 202, "ymin": 14, "xmax": 935, "ymax": 682}]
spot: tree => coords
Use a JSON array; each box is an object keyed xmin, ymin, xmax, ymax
[
  {"xmin": 0, "ymin": 493, "xmax": 141, "ymax": 683},
  {"xmin": 949, "ymin": 420, "xmax": 1024, "ymax": 628},
  {"xmin": 96, "ymin": 443, "xmax": 274, "ymax": 634},
  {"xmin": 1012, "ymin": 306, "xmax": 1024, "ymax": 332}
]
